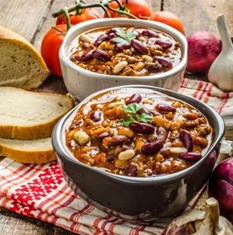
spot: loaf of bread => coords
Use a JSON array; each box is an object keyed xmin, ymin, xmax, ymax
[
  {"xmin": 0, "ymin": 25, "xmax": 49, "ymax": 90},
  {"xmin": 0, "ymin": 137, "xmax": 56, "ymax": 164},
  {"xmin": 0, "ymin": 87, "xmax": 74, "ymax": 140}
]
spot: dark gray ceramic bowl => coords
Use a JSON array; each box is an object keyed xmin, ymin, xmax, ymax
[{"xmin": 52, "ymin": 85, "xmax": 224, "ymax": 221}]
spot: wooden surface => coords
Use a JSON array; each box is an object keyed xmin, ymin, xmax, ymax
[{"xmin": 0, "ymin": 0, "xmax": 233, "ymax": 234}]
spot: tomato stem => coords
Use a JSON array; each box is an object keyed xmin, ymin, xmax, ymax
[{"xmin": 52, "ymin": 0, "xmax": 138, "ymax": 21}]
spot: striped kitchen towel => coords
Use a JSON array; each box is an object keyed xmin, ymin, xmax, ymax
[{"xmin": 0, "ymin": 78, "xmax": 232, "ymax": 235}]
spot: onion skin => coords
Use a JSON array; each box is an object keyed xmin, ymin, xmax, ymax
[
  {"xmin": 208, "ymin": 157, "xmax": 233, "ymax": 222},
  {"xmin": 187, "ymin": 31, "xmax": 221, "ymax": 75}
]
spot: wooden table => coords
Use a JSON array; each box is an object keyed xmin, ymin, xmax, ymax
[{"xmin": 0, "ymin": 0, "xmax": 233, "ymax": 234}]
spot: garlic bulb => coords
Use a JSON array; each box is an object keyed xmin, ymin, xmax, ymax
[
  {"xmin": 166, "ymin": 197, "xmax": 233, "ymax": 235},
  {"xmin": 208, "ymin": 15, "xmax": 233, "ymax": 91}
]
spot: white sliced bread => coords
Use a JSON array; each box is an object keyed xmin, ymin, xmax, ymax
[
  {"xmin": 0, "ymin": 25, "xmax": 49, "ymax": 90},
  {"xmin": 0, "ymin": 86, "xmax": 74, "ymax": 140},
  {"xmin": 0, "ymin": 137, "xmax": 56, "ymax": 164}
]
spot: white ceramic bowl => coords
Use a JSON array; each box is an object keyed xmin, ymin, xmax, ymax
[{"xmin": 59, "ymin": 18, "xmax": 188, "ymax": 101}]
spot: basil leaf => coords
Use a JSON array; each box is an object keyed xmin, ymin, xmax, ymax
[
  {"xmin": 138, "ymin": 113, "xmax": 153, "ymax": 123},
  {"xmin": 124, "ymin": 103, "xmax": 143, "ymax": 114},
  {"xmin": 122, "ymin": 116, "xmax": 135, "ymax": 127}
]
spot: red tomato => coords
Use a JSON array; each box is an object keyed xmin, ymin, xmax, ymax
[
  {"xmin": 106, "ymin": 0, "xmax": 151, "ymax": 19},
  {"xmin": 151, "ymin": 11, "xmax": 185, "ymax": 35},
  {"xmin": 41, "ymin": 24, "xmax": 67, "ymax": 76},
  {"xmin": 56, "ymin": 8, "xmax": 99, "ymax": 25}
]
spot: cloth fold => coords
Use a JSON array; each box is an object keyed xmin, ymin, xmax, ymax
[{"xmin": 0, "ymin": 78, "xmax": 232, "ymax": 234}]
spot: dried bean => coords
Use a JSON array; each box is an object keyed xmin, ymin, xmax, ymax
[
  {"xmin": 129, "ymin": 121, "xmax": 155, "ymax": 134},
  {"xmin": 155, "ymin": 39, "xmax": 172, "ymax": 49},
  {"xmin": 92, "ymin": 49, "xmax": 110, "ymax": 61},
  {"xmin": 142, "ymin": 29, "xmax": 159, "ymax": 38},
  {"xmin": 94, "ymin": 34, "xmax": 109, "ymax": 46},
  {"xmin": 138, "ymin": 107, "xmax": 159, "ymax": 116},
  {"xmin": 155, "ymin": 103, "xmax": 176, "ymax": 113},
  {"xmin": 73, "ymin": 131, "xmax": 89, "ymax": 145},
  {"xmin": 124, "ymin": 163, "xmax": 138, "ymax": 176},
  {"xmin": 125, "ymin": 93, "xmax": 142, "ymax": 105},
  {"xmin": 90, "ymin": 110, "xmax": 102, "ymax": 122},
  {"xmin": 179, "ymin": 130, "xmax": 194, "ymax": 151},
  {"xmin": 141, "ymin": 140, "xmax": 164, "ymax": 155},
  {"xmin": 145, "ymin": 62, "xmax": 163, "ymax": 73},
  {"xmin": 79, "ymin": 34, "xmax": 92, "ymax": 43},
  {"xmin": 73, "ymin": 50, "xmax": 93, "ymax": 62},
  {"xmin": 179, "ymin": 152, "xmax": 202, "ymax": 162},
  {"xmin": 102, "ymin": 135, "xmax": 130, "ymax": 147},
  {"xmin": 113, "ymin": 61, "xmax": 128, "ymax": 74},
  {"xmin": 69, "ymin": 120, "xmax": 82, "ymax": 130},
  {"xmin": 118, "ymin": 149, "xmax": 135, "ymax": 161},
  {"xmin": 114, "ymin": 43, "xmax": 131, "ymax": 52},
  {"xmin": 153, "ymin": 56, "xmax": 173, "ymax": 69},
  {"xmin": 157, "ymin": 126, "xmax": 167, "ymax": 142},
  {"xmin": 98, "ymin": 132, "xmax": 110, "ymax": 139},
  {"xmin": 131, "ymin": 39, "xmax": 148, "ymax": 54}
]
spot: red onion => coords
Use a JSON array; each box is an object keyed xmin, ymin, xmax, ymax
[
  {"xmin": 208, "ymin": 157, "xmax": 233, "ymax": 222},
  {"xmin": 187, "ymin": 31, "xmax": 221, "ymax": 75}
]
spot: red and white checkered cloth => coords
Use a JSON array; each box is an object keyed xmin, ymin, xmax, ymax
[{"xmin": 0, "ymin": 78, "xmax": 232, "ymax": 235}]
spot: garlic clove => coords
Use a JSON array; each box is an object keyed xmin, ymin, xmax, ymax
[{"xmin": 208, "ymin": 15, "xmax": 233, "ymax": 91}]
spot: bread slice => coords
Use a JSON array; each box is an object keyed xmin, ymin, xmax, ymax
[
  {"xmin": 0, "ymin": 87, "xmax": 74, "ymax": 140},
  {"xmin": 0, "ymin": 137, "xmax": 56, "ymax": 164},
  {"xmin": 0, "ymin": 25, "xmax": 49, "ymax": 90}
]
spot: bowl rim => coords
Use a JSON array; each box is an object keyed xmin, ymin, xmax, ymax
[
  {"xmin": 52, "ymin": 85, "xmax": 225, "ymax": 184},
  {"xmin": 59, "ymin": 18, "xmax": 188, "ymax": 81}
]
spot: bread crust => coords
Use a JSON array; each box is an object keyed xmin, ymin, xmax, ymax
[
  {"xmin": 0, "ymin": 87, "xmax": 74, "ymax": 140},
  {"xmin": 0, "ymin": 25, "xmax": 50, "ymax": 89},
  {"xmin": 0, "ymin": 141, "xmax": 56, "ymax": 164}
]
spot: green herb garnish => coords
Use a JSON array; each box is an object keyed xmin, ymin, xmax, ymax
[
  {"xmin": 112, "ymin": 28, "xmax": 137, "ymax": 46},
  {"xmin": 122, "ymin": 103, "xmax": 152, "ymax": 127}
]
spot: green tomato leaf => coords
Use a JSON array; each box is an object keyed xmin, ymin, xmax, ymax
[
  {"xmin": 138, "ymin": 113, "xmax": 153, "ymax": 123},
  {"xmin": 124, "ymin": 103, "xmax": 143, "ymax": 114},
  {"xmin": 122, "ymin": 116, "xmax": 135, "ymax": 127}
]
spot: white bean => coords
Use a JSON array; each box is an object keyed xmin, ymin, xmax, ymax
[
  {"xmin": 73, "ymin": 130, "xmax": 89, "ymax": 145},
  {"xmin": 118, "ymin": 149, "xmax": 135, "ymax": 161},
  {"xmin": 113, "ymin": 61, "xmax": 128, "ymax": 74},
  {"xmin": 142, "ymin": 55, "xmax": 153, "ymax": 62},
  {"xmin": 169, "ymin": 147, "xmax": 187, "ymax": 154},
  {"xmin": 79, "ymin": 34, "xmax": 92, "ymax": 43}
]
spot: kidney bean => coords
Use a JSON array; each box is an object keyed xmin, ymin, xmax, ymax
[
  {"xmin": 179, "ymin": 130, "xmax": 194, "ymax": 151},
  {"xmin": 94, "ymin": 34, "xmax": 109, "ymax": 46},
  {"xmin": 142, "ymin": 29, "xmax": 159, "ymax": 38},
  {"xmin": 155, "ymin": 39, "xmax": 172, "ymax": 49},
  {"xmin": 103, "ymin": 135, "xmax": 130, "ymax": 147},
  {"xmin": 125, "ymin": 93, "xmax": 142, "ymax": 105},
  {"xmin": 153, "ymin": 56, "xmax": 173, "ymax": 69},
  {"xmin": 73, "ymin": 50, "xmax": 93, "ymax": 62},
  {"xmin": 141, "ymin": 140, "xmax": 164, "ymax": 155},
  {"xmin": 98, "ymin": 132, "xmax": 110, "ymax": 139},
  {"xmin": 131, "ymin": 39, "xmax": 148, "ymax": 54},
  {"xmin": 157, "ymin": 127, "xmax": 167, "ymax": 142},
  {"xmin": 107, "ymin": 29, "xmax": 117, "ymax": 35},
  {"xmin": 92, "ymin": 49, "xmax": 110, "ymax": 61},
  {"xmin": 129, "ymin": 121, "xmax": 155, "ymax": 134},
  {"xmin": 90, "ymin": 110, "xmax": 102, "ymax": 122},
  {"xmin": 124, "ymin": 163, "xmax": 138, "ymax": 176},
  {"xmin": 114, "ymin": 43, "xmax": 131, "ymax": 52},
  {"xmin": 179, "ymin": 152, "xmax": 202, "ymax": 162},
  {"xmin": 145, "ymin": 62, "xmax": 163, "ymax": 73},
  {"xmin": 155, "ymin": 103, "xmax": 176, "ymax": 113}
]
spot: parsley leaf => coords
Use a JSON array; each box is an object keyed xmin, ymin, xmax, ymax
[
  {"xmin": 122, "ymin": 116, "xmax": 135, "ymax": 127},
  {"xmin": 124, "ymin": 103, "xmax": 143, "ymax": 114},
  {"xmin": 138, "ymin": 113, "xmax": 153, "ymax": 123},
  {"xmin": 113, "ymin": 28, "xmax": 137, "ymax": 46}
]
